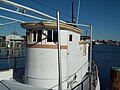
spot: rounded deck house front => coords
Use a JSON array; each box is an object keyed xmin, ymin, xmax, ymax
[{"xmin": 21, "ymin": 21, "xmax": 89, "ymax": 89}]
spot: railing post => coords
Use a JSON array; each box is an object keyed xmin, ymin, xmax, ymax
[
  {"xmin": 57, "ymin": 10, "xmax": 62, "ymax": 90},
  {"xmin": 89, "ymin": 25, "xmax": 92, "ymax": 90}
]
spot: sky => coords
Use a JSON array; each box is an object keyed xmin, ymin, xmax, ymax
[{"xmin": 0, "ymin": 0, "xmax": 120, "ymax": 41}]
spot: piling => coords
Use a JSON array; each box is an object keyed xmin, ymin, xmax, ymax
[{"xmin": 110, "ymin": 67, "xmax": 120, "ymax": 90}]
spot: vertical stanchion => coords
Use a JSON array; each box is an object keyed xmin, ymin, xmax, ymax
[
  {"xmin": 57, "ymin": 10, "xmax": 62, "ymax": 90},
  {"xmin": 89, "ymin": 25, "xmax": 92, "ymax": 90}
]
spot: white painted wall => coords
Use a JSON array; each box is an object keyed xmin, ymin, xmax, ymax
[
  {"xmin": 25, "ymin": 48, "xmax": 68, "ymax": 89},
  {"xmin": 25, "ymin": 28, "xmax": 89, "ymax": 89},
  {"xmin": 67, "ymin": 31, "xmax": 89, "ymax": 88}
]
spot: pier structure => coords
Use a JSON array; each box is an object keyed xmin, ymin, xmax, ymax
[
  {"xmin": 0, "ymin": 41, "xmax": 25, "ymax": 57},
  {"xmin": 110, "ymin": 67, "xmax": 120, "ymax": 90}
]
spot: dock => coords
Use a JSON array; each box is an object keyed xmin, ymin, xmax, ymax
[
  {"xmin": 110, "ymin": 67, "xmax": 120, "ymax": 90},
  {"xmin": 0, "ymin": 41, "xmax": 25, "ymax": 57}
]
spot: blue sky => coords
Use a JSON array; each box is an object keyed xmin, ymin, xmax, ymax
[{"xmin": 0, "ymin": 0, "xmax": 120, "ymax": 41}]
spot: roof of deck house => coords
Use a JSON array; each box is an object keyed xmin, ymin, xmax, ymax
[{"xmin": 21, "ymin": 22, "xmax": 84, "ymax": 34}]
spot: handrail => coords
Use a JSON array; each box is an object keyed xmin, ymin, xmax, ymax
[
  {"xmin": 71, "ymin": 61, "xmax": 99, "ymax": 90},
  {"xmin": 0, "ymin": 0, "xmax": 91, "ymax": 27},
  {"xmin": 50, "ymin": 61, "xmax": 88, "ymax": 89},
  {"xmin": 71, "ymin": 73, "xmax": 90, "ymax": 90}
]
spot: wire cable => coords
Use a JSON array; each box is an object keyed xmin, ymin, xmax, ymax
[
  {"xmin": 30, "ymin": 0, "xmax": 89, "ymax": 25},
  {"xmin": 31, "ymin": 0, "xmax": 72, "ymax": 18}
]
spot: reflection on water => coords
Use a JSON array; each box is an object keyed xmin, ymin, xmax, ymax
[{"xmin": 0, "ymin": 49, "xmax": 26, "ymax": 70}]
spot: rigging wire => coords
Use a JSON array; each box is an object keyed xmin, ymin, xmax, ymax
[
  {"xmin": 30, "ymin": 0, "xmax": 89, "ymax": 25},
  {"xmin": 30, "ymin": 0, "xmax": 72, "ymax": 19}
]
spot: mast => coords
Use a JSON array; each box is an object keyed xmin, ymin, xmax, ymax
[
  {"xmin": 57, "ymin": 10, "xmax": 62, "ymax": 90},
  {"xmin": 72, "ymin": 0, "xmax": 76, "ymax": 23},
  {"xmin": 76, "ymin": 0, "xmax": 80, "ymax": 24}
]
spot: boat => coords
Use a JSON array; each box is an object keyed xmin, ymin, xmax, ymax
[
  {"xmin": 0, "ymin": 0, "xmax": 100, "ymax": 90},
  {"xmin": 20, "ymin": 21, "xmax": 100, "ymax": 90}
]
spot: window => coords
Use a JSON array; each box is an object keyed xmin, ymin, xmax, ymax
[
  {"xmin": 69, "ymin": 34, "xmax": 72, "ymax": 41},
  {"xmin": 33, "ymin": 30, "xmax": 36, "ymax": 42},
  {"xmin": 53, "ymin": 31, "xmax": 58, "ymax": 42},
  {"xmin": 29, "ymin": 30, "xmax": 32, "ymax": 43},
  {"xmin": 37, "ymin": 30, "xmax": 42, "ymax": 42},
  {"xmin": 47, "ymin": 30, "xmax": 52, "ymax": 42},
  {"xmin": 47, "ymin": 30, "xmax": 58, "ymax": 42},
  {"xmin": 26, "ymin": 30, "xmax": 29, "ymax": 43},
  {"xmin": 83, "ymin": 44, "xmax": 86, "ymax": 56}
]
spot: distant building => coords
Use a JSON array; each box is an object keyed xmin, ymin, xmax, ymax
[
  {"xmin": 5, "ymin": 33, "xmax": 24, "ymax": 48},
  {"xmin": 5, "ymin": 33, "xmax": 24, "ymax": 42}
]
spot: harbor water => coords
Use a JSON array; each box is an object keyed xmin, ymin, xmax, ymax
[
  {"xmin": 0, "ymin": 45, "xmax": 120, "ymax": 90},
  {"xmin": 93, "ymin": 45, "xmax": 120, "ymax": 90},
  {"xmin": 0, "ymin": 49, "xmax": 25, "ymax": 70}
]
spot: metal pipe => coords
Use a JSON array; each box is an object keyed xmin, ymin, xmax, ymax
[
  {"xmin": 0, "ymin": 0, "xmax": 57, "ymax": 20},
  {"xmin": 89, "ymin": 25, "xmax": 92, "ymax": 90},
  {"xmin": 0, "ymin": 7, "xmax": 49, "ymax": 21},
  {"xmin": 57, "ymin": 10, "xmax": 62, "ymax": 90},
  {"xmin": 0, "ymin": 15, "xmax": 25, "ymax": 23},
  {"xmin": 0, "ymin": 21, "xmax": 17, "ymax": 26},
  {"xmin": 90, "ymin": 25, "xmax": 92, "ymax": 73},
  {"xmin": 0, "ymin": 0, "xmax": 91, "ymax": 27}
]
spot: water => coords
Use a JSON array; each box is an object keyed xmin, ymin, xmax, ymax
[
  {"xmin": 0, "ymin": 49, "xmax": 25, "ymax": 70},
  {"xmin": 0, "ymin": 45, "xmax": 120, "ymax": 90},
  {"xmin": 93, "ymin": 45, "xmax": 120, "ymax": 90}
]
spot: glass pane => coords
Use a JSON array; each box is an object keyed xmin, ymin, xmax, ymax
[
  {"xmin": 47, "ymin": 30, "xmax": 52, "ymax": 42},
  {"xmin": 53, "ymin": 31, "xmax": 58, "ymax": 42},
  {"xmin": 33, "ymin": 31, "xmax": 36, "ymax": 42},
  {"xmin": 37, "ymin": 30, "xmax": 42, "ymax": 42},
  {"xmin": 69, "ymin": 34, "xmax": 72, "ymax": 41}
]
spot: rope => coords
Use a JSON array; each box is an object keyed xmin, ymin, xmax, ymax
[{"xmin": 0, "ymin": 81, "xmax": 11, "ymax": 90}]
